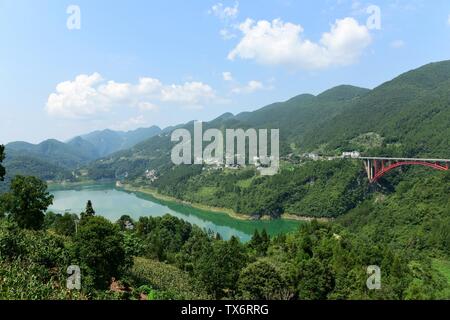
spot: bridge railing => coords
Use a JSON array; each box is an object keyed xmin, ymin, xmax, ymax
[{"xmin": 358, "ymin": 156, "xmax": 450, "ymax": 162}]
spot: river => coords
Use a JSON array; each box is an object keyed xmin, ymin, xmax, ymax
[{"xmin": 48, "ymin": 184, "xmax": 303, "ymax": 241}]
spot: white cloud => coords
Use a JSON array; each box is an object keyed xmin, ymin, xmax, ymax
[
  {"xmin": 46, "ymin": 73, "xmax": 217, "ymax": 118},
  {"xmin": 137, "ymin": 77, "xmax": 162, "ymax": 94},
  {"xmin": 222, "ymin": 72, "xmax": 233, "ymax": 81},
  {"xmin": 46, "ymin": 73, "xmax": 106, "ymax": 118},
  {"xmin": 137, "ymin": 102, "xmax": 159, "ymax": 111},
  {"xmin": 209, "ymin": 2, "xmax": 239, "ymax": 20},
  {"xmin": 231, "ymin": 80, "xmax": 267, "ymax": 94},
  {"xmin": 113, "ymin": 115, "xmax": 148, "ymax": 131},
  {"xmin": 390, "ymin": 40, "xmax": 405, "ymax": 49},
  {"xmin": 448, "ymin": 14, "xmax": 450, "ymax": 26},
  {"xmin": 160, "ymin": 82, "xmax": 216, "ymax": 105},
  {"xmin": 220, "ymin": 28, "xmax": 237, "ymax": 40},
  {"xmin": 228, "ymin": 17, "xmax": 372, "ymax": 70},
  {"xmin": 98, "ymin": 80, "xmax": 131, "ymax": 98}
]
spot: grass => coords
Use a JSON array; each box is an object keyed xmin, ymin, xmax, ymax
[
  {"xmin": 196, "ymin": 186, "xmax": 217, "ymax": 197},
  {"xmin": 130, "ymin": 257, "xmax": 210, "ymax": 300},
  {"xmin": 236, "ymin": 178, "xmax": 253, "ymax": 189},
  {"xmin": 432, "ymin": 259, "xmax": 450, "ymax": 299}
]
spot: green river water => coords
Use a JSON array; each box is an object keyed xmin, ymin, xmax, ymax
[{"xmin": 48, "ymin": 184, "xmax": 303, "ymax": 241}]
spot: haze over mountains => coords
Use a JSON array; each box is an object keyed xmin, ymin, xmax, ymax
[{"xmin": 2, "ymin": 126, "xmax": 162, "ymax": 188}]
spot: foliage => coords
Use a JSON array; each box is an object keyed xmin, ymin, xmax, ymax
[
  {"xmin": 74, "ymin": 216, "xmax": 130, "ymax": 289},
  {"xmin": 0, "ymin": 176, "xmax": 53, "ymax": 229},
  {"xmin": 130, "ymin": 257, "xmax": 210, "ymax": 300},
  {"xmin": 193, "ymin": 236, "xmax": 248, "ymax": 299},
  {"xmin": 80, "ymin": 200, "xmax": 95, "ymax": 220},
  {"xmin": 2, "ymin": 61, "xmax": 450, "ymax": 300},
  {"xmin": 44, "ymin": 211, "xmax": 78, "ymax": 237},
  {"xmin": 149, "ymin": 161, "xmax": 367, "ymax": 218},
  {"xmin": 338, "ymin": 171, "xmax": 450, "ymax": 258},
  {"xmin": 136, "ymin": 214, "xmax": 194, "ymax": 263},
  {"xmin": 301, "ymin": 61, "xmax": 450, "ymax": 158},
  {"xmin": 0, "ymin": 145, "xmax": 5, "ymax": 181},
  {"xmin": 0, "ymin": 219, "xmax": 80, "ymax": 299},
  {"xmin": 237, "ymin": 259, "xmax": 291, "ymax": 300}
]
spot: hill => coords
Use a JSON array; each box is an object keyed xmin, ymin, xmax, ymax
[
  {"xmin": 301, "ymin": 61, "xmax": 450, "ymax": 157},
  {"xmin": 85, "ymin": 60, "xmax": 450, "ymax": 219},
  {"xmin": 6, "ymin": 139, "xmax": 96, "ymax": 169},
  {"xmin": 2, "ymin": 126, "xmax": 162, "ymax": 190},
  {"xmin": 86, "ymin": 85, "xmax": 370, "ymax": 180},
  {"xmin": 78, "ymin": 125, "xmax": 161, "ymax": 157}
]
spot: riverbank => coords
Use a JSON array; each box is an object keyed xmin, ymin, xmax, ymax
[
  {"xmin": 47, "ymin": 179, "xmax": 103, "ymax": 190},
  {"xmin": 48, "ymin": 180, "xmax": 331, "ymax": 223},
  {"xmin": 120, "ymin": 184, "xmax": 331, "ymax": 223}
]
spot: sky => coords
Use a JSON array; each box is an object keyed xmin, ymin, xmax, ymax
[{"xmin": 1, "ymin": 0, "xmax": 450, "ymax": 143}]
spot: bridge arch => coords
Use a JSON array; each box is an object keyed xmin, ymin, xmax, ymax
[{"xmin": 360, "ymin": 157, "xmax": 449, "ymax": 183}]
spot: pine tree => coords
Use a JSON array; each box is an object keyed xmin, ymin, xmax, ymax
[
  {"xmin": 81, "ymin": 200, "xmax": 96, "ymax": 220},
  {"xmin": 249, "ymin": 230, "xmax": 262, "ymax": 253},
  {"xmin": 260, "ymin": 229, "xmax": 270, "ymax": 256}
]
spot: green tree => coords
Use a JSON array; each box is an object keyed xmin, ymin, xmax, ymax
[
  {"xmin": 81, "ymin": 200, "xmax": 95, "ymax": 220},
  {"xmin": 177, "ymin": 226, "xmax": 212, "ymax": 272},
  {"xmin": 74, "ymin": 216, "xmax": 129, "ymax": 289},
  {"xmin": 0, "ymin": 176, "xmax": 53, "ymax": 230},
  {"xmin": 297, "ymin": 257, "xmax": 335, "ymax": 300},
  {"xmin": 248, "ymin": 229, "xmax": 270, "ymax": 256},
  {"xmin": 45, "ymin": 212, "xmax": 78, "ymax": 236},
  {"xmin": 249, "ymin": 230, "xmax": 262, "ymax": 250},
  {"xmin": 0, "ymin": 219, "xmax": 25, "ymax": 260},
  {"xmin": 0, "ymin": 145, "xmax": 5, "ymax": 181},
  {"xmin": 195, "ymin": 236, "xmax": 247, "ymax": 298},
  {"xmin": 237, "ymin": 259, "xmax": 289, "ymax": 300}
]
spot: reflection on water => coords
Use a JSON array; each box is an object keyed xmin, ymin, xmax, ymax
[{"xmin": 48, "ymin": 184, "xmax": 303, "ymax": 241}]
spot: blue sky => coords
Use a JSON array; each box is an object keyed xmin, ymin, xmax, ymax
[{"xmin": 1, "ymin": 0, "xmax": 450, "ymax": 143}]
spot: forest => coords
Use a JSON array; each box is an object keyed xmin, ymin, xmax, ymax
[
  {"xmin": 0, "ymin": 147, "xmax": 449, "ymax": 299},
  {"xmin": 1, "ymin": 61, "xmax": 449, "ymax": 300}
]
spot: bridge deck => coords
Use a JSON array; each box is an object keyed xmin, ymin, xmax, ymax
[{"xmin": 358, "ymin": 157, "xmax": 450, "ymax": 162}]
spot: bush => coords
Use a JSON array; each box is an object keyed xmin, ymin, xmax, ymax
[{"xmin": 74, "ymin": 216, "xmax": 130, "ymax": 289}]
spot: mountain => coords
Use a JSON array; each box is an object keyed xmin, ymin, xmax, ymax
[
  {"xmin": 78, "ymin": 125, "xmax": 161, "ymax": 157},
  {"xmin": 85, "ymin": 60, "xmax": 450, "ymax": 219},
  {"xmin": 6, "ymin": 139, "xmax": 95, "ymax": 169},
  {"xmin": 2, "ymin": 126, "xmax": 162, "ymax": 188},
  {"xmin": 301, "ymin": 61, "xmax": 450, "ymax": 158},
  {"xmin": 85, "ymin": 85, "xmax": 372, "ymax": 181}
]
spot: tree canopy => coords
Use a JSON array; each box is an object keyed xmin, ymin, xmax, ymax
[{"xmin": 0, "ymin": 175, "xmax": 53, "ymax": 229}]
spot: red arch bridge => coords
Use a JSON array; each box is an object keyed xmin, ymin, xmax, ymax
[{"xmin": 359, "ymin": 157, "xmax": 450, "ymax": 183}]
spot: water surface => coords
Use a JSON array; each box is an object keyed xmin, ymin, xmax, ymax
[{"xmin": 48, "ymin": 184, "xmax": 303, "ymax": 241}]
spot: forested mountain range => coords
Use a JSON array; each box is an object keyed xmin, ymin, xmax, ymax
[
  {"xmin": 88, "ymin": 61, "xmax": 450, "ymax": 180},
  {"xmin": 1, "ymin": 126, "xmax": 161, "ymax": 188},
  {"xmin": 83, "ymin": 60, "xmax": 450, "ymax": 219},
  {"xmin": 3, "ymin": 60, "xmax": 450, "ymax": 215},
  {"xmin": 301, "ymin": 61, "xmax": 450, "ymax": 157},
  {"xmin": 77, "ymin": 125, "xmax": 161, "ymax": 158}
]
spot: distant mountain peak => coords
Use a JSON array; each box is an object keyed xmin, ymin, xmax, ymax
[
  {"xmin": 380, "ymin": 59, "xmax": 450, "ymax": 91},
  {"xmin": 317, "ymin": 85, "xmax": 370, "ymax": 101}
]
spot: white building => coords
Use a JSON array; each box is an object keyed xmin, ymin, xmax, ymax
[{"xmin": 342, "ymin": 151, "xmax": 361, "ymax": 159}]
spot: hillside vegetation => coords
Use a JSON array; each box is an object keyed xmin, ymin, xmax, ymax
[
  {"xmin": 86, "ymin": 61, "xmax": 450, "ymax": 220},
  {"xmin": 1, "ymin": 126, "xmax": 162, "ymax": 191},
  {"xmin": 1, "ymin": 60, "xmax": 449, "ymax": 300}
]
